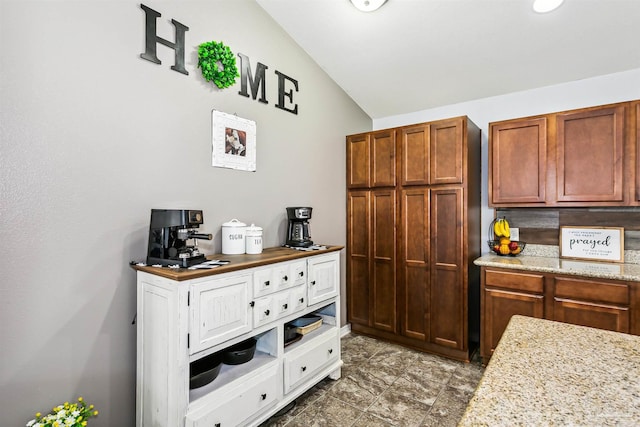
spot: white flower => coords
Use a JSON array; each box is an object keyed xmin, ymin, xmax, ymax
[
  {"xmin": 72, "ymin": 410, "xmax": 80, "ymax": 417},
  {"xmin": 26, "ymin": 420, "xmax": 35, "ymax": 427}
]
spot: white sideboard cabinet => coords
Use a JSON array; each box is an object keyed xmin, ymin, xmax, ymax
[{"xmin": 133, "ymin": 246, "xmax": 343, "ymax": 427}]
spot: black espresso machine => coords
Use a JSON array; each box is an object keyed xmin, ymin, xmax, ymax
[
  {"xmin": 286, "ymin": 207, "xmax": 313, "ymax": 247},
  {"xmin": 147, "ymin": 209, "xmax": 212, "ymax": 267}
]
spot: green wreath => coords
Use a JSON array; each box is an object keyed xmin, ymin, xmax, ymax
[{"xmin": 197, "ymin": 40, "xmax": 240, "ymax": 89}]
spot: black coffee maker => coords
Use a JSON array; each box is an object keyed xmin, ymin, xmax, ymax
[
  {"xmin": 286, "ymin": 207, "xmax": 313, "ymax": 247},
  {"xmin": 147, "ymin": 209, "xmax": 212, "ymax": 267}
]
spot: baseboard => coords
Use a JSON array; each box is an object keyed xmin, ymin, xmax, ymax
[{"xmin": 340, "ymin": 323, "xmax": 351, "ymax": 338}]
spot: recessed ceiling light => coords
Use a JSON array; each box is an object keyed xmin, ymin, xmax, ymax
[
  {"xmin": 533, "ymin": 0, "xmax": 564, "ymax": 13},
  {"xmin": 350, "ymin": 0, "xmax": 387, "ymax": 13}
]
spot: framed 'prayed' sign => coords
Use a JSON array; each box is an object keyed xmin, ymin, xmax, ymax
[{"xmin": 560, "ymin": 226, "xmax": 624, "ymax": 263}]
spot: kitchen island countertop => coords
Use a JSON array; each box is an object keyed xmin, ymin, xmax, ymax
[
  {"xmin": 459, "ymin": 315, "xmax": 640, "ymax": 426},
  {"xmin": 474, "ymin": 253, "xmax": 640, "ymax": 282}
]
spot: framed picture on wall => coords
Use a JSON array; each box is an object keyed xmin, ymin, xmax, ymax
[
  {"xmin": 212, "ymin": 110, "xmax": 256, "ymax": 171},
  {"xmin": 560, "ymin": 226, "xmax": 624, "ymax": 263}
]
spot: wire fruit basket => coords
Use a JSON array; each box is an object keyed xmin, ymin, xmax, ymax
[{"xmin": 487, "ymin": 217, "xmax": 526, "ymax": 256}]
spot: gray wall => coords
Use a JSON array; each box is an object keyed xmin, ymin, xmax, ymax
[{"xmin": 0, "ymin": 1, "xmax": 370, "ymax": 425}]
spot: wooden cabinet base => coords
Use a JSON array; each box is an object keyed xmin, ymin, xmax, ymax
[{"xmin": 350, "ymin": 323, "xmax": 476, "ymax": 362}]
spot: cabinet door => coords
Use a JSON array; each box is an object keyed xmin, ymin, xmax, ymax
[
  {"xmin": 347, "ymin": 191, "xmax": 371, "ymax": 326},
  {"xmin": 430, "ymin": 118, "xmax": 463, "ymax": 185},
  {"xmin": 307, "ymin": 252, "xmax": 340, "ymax": 306},
  {"xmin": 489, "ymin": 118, "xmax": 547, "ymax": 205},
  {"xmin": 553, "ymin": 298, "xmax": 629, "ymax": 333},
  {"xmin": 400, "ymin": 124, "xmax": 429, "ymax": 186},
  {"xmin": 190, "ymin": 275, "xmax": 252, "ymax": 355},
  {"xmin": 482, "ymin": 288, "xmax": 544, "ymax": 358},
  {"xmin": 347, "ymin": 133, "xmax": 370, "ymax": 188},
  {"xmin": 399, "ymin": 187, "xmax": 430, "ymax": 341},
  {"xmin": 371, "ymin": 129, "xmax": 396, "ymax": 187},
  {"xmin": 481, "ymin": 269, "xmax": 546, "ymax": 361},
  {"xmin": 556, "ymin": 106, "xmax": 625, "ymax": 202},
  {"xmin": 372, "ymin": 189, "xmax": 397, "ymax": 332},
  {"xmin": 553, "ymin": 276, "xmax": 630, "ymax": 333},
  {"xmin": 430, "ymin": 187, "xmax": 463, "ymax": 349}
]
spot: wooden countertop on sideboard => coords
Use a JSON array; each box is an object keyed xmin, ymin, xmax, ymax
[{"xmin": 131, "ymin": 245, "xmax": 344, "ymax": 281}]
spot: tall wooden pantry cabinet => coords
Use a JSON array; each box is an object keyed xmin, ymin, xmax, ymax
[{"xmin": 346, "ymin": 117, "xmax": 481, "ymax": 361}]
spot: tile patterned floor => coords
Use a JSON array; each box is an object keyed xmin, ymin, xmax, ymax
[{"xmin": 261, "ymin": 333, "xmax": 484, "ymax": 427}]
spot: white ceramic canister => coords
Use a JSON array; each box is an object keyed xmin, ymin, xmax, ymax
[
  {"xmin": 222, "ymin": 219, "xmax": 247, "ymax": 254},
  {"xmin": 245, "ymin": 224, "xmax": 263, "ymax": 254}
]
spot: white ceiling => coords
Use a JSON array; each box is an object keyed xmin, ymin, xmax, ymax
[{"xmin": 256, "ymin": 0, "xmax": 640, "ymax": 119}]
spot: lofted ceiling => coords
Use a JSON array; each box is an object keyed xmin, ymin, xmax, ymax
[{"xmin": 256, "ymin": 0, "xmax": 640, "ymax": 119}]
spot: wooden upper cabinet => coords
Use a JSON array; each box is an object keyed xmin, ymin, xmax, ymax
[
  {"xmin": 401, "ymin": 124, "xmax": 430, "ymax": 186},
  {"xmin": 430, "ymin": 118, "xmax": 464, "ymax": 185},
  {"xmin": 347, "ymin": 130, "xmax": 396, "ymax": 188},
  {"xmin": 371, "ymin": 130, "xmax": 397, "ymax": 187},
  {"xmin": 556, "ymin": 105, "xmax": 625, "ymax": 203},
  {"xmin": 489, "ymin": 117, "xmax": 547, "ymax": 205},
  {"xmin": 347, "ymin": 133, "xmax": 370, "ymax": 188}
]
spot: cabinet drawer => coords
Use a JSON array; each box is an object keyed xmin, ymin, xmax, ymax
[
  {"xmin": 554, "ymin": 277, "xmax": 629, "ymax": 305},
  {"xmin": 186, "ymin": 364, "xmax": 278, "ymax": 427},
  {"xmin": 485, "ymin": 270, "xmax": 544, "ymax": 293},
  {"xmin": 284, "ymin": 330, "xmax": 339, "ymax": 393}
]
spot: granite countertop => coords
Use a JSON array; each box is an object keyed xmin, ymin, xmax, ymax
[
  {"xmin": 474, "ymin": 252, "xmax": 640, "ymax": 282},
  {"xmin": 459, "ymin": 315, "xmax": 640, "ymax": 426}
]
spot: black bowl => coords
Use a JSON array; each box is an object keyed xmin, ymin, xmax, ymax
[
  {"xmin": 222, "ymin": 337, "xmax": 257, "ymax": 365},
  {"xmin": 190, "ymin": 351, "xmax": 223, "ymax": 389},
  {"xmin": 284, "ymin": 323, "xmax": 298, "ymax": 342}
]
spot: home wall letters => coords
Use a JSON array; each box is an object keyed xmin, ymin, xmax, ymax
[{"xmin": 139, "ymin": 4, "xmax": 299, "ymax": 115}]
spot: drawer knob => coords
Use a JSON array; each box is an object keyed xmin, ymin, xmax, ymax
[
  {"xmin": 283, "ymin": 303, "xmax": 288, "ymax": 309},
  {"xmin": 265, "ymin": 309, "xmax": 270, "ymax": 316},
  {"xmin": 299, "ymin": 297, "xmax": 304, "ymax": 303},
  {"xmin": 299, "ymin": 271, "xmax": 304, "ymax": 277},
  {"xmin": 311, "ymin": 280, "xmax": 316, "ymax": 286},
  {"xmin": 265, "ymin": 280, "xmax": 270, "ymax": 286},
  {"xmin": 328, "ymin": 348, "xmax": 333, "ymax": 354},
  {"xmin": 261, "ymin": 393, "xmax": 267, "ymax": 400},
  {"xmin": 301, "ymin": 366, "xmax": 307, "ymax": 372},
  {"xmin": 250, "ymin": 301, "xmax": 255, "ymax": 307},
  {"xmin": 283, "ymin": 275, "xmax": 288, "ymax": 281},
  {"xmin": 215, "ymin": 424, "xmax": 220, "ymax": 427}
]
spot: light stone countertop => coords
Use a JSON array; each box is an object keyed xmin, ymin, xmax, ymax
[
  {"xmin": 458, "ymin": 315, "xmax": 640, "ymax": 426},
  {"xmin": 474, "ymin": 252, "xmax": 640, "ymax": 282}
]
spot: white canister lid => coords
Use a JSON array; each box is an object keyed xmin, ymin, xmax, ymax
[
  {"xmin": 222, "ymin": 218, "xmax": 247, "ymax": 227},
  {"xmin": 246, "ymin": 223, "xmax": 262, "ymax": 233}
]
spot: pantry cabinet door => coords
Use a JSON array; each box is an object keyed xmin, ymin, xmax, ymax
[
  {"xmin": 371, "ymin": 129, "xmax": 396, "ymax": 187},
  {"xmin": 372, "ymin": 189, "xmax": 397, "ymax": 332},
  {"xmin": 399, "ymin": 187, "xmax": 430, "ymax": 341},
  {"xmin": 400, "ymin": 124, "xmax": 429, "ymax": 186},
  {"xmin": 430, "ymin": 187, "xmax": 463, "ymax": 349},
  {"xmin": 430, "ymin": 118, "xmax": 463, "ymax": 185},
  {"xmin": 347, "ymin": 133, "xmax": 370, "ymax": 188},
  {"xmin": 489, "ymin": 118, "xmax": 547, "ymax": 205},
  {"xmin": 556, "ymin": 106, "xmax": 625, "ymax": 203},
  {"xmin": 347, "ymin": 191, "xmax": 371, "ymax": 326}
]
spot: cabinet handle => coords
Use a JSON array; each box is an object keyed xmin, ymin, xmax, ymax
[
  {"xmin": 283, "ymin": 303, "xmax": 288, "ymax": 309},
  {"xmin": 328, "ymin": 348, "xmax": 333, "ymax": 354},
  {"xmin": 311, "ymin": 281, "xmax": 316, "ymax": 286},
  {"xmin": 301, "ymin": 366, "xmax": 307, "ymax": 372},
  {"xmin": 265, "ymin": 309, "xmax": 270, "ymax": 316},
  {"xmin": 265, "ymin": 280, "xmax": 270, "ymax": 286},
  {"xmin": 299, "ymin": 297, "xmax": 304, "ymax": 303},
  {"xmin": 299, "ymin": 271, "xmax": 304, "ymax": 277},
  {"xmin": 283, "ymin": 275, "xmax": 288, "ymax": 281},
  {"xmin": 261, "ymin": 393, "xmax": 267, "ymax": 400}
]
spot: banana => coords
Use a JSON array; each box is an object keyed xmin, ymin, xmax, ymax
[
  {"xmin": 493, "ymin": 219, "xmax": 503, "ymax": 237},
  {"xmin": 502, "ymin": 218, "xmax": 511, "ymax": 238}
]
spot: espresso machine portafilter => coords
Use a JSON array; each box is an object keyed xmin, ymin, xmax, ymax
[{"xmin": 146, "ymin": 209, "xmax": 213, "ymax": 267}]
